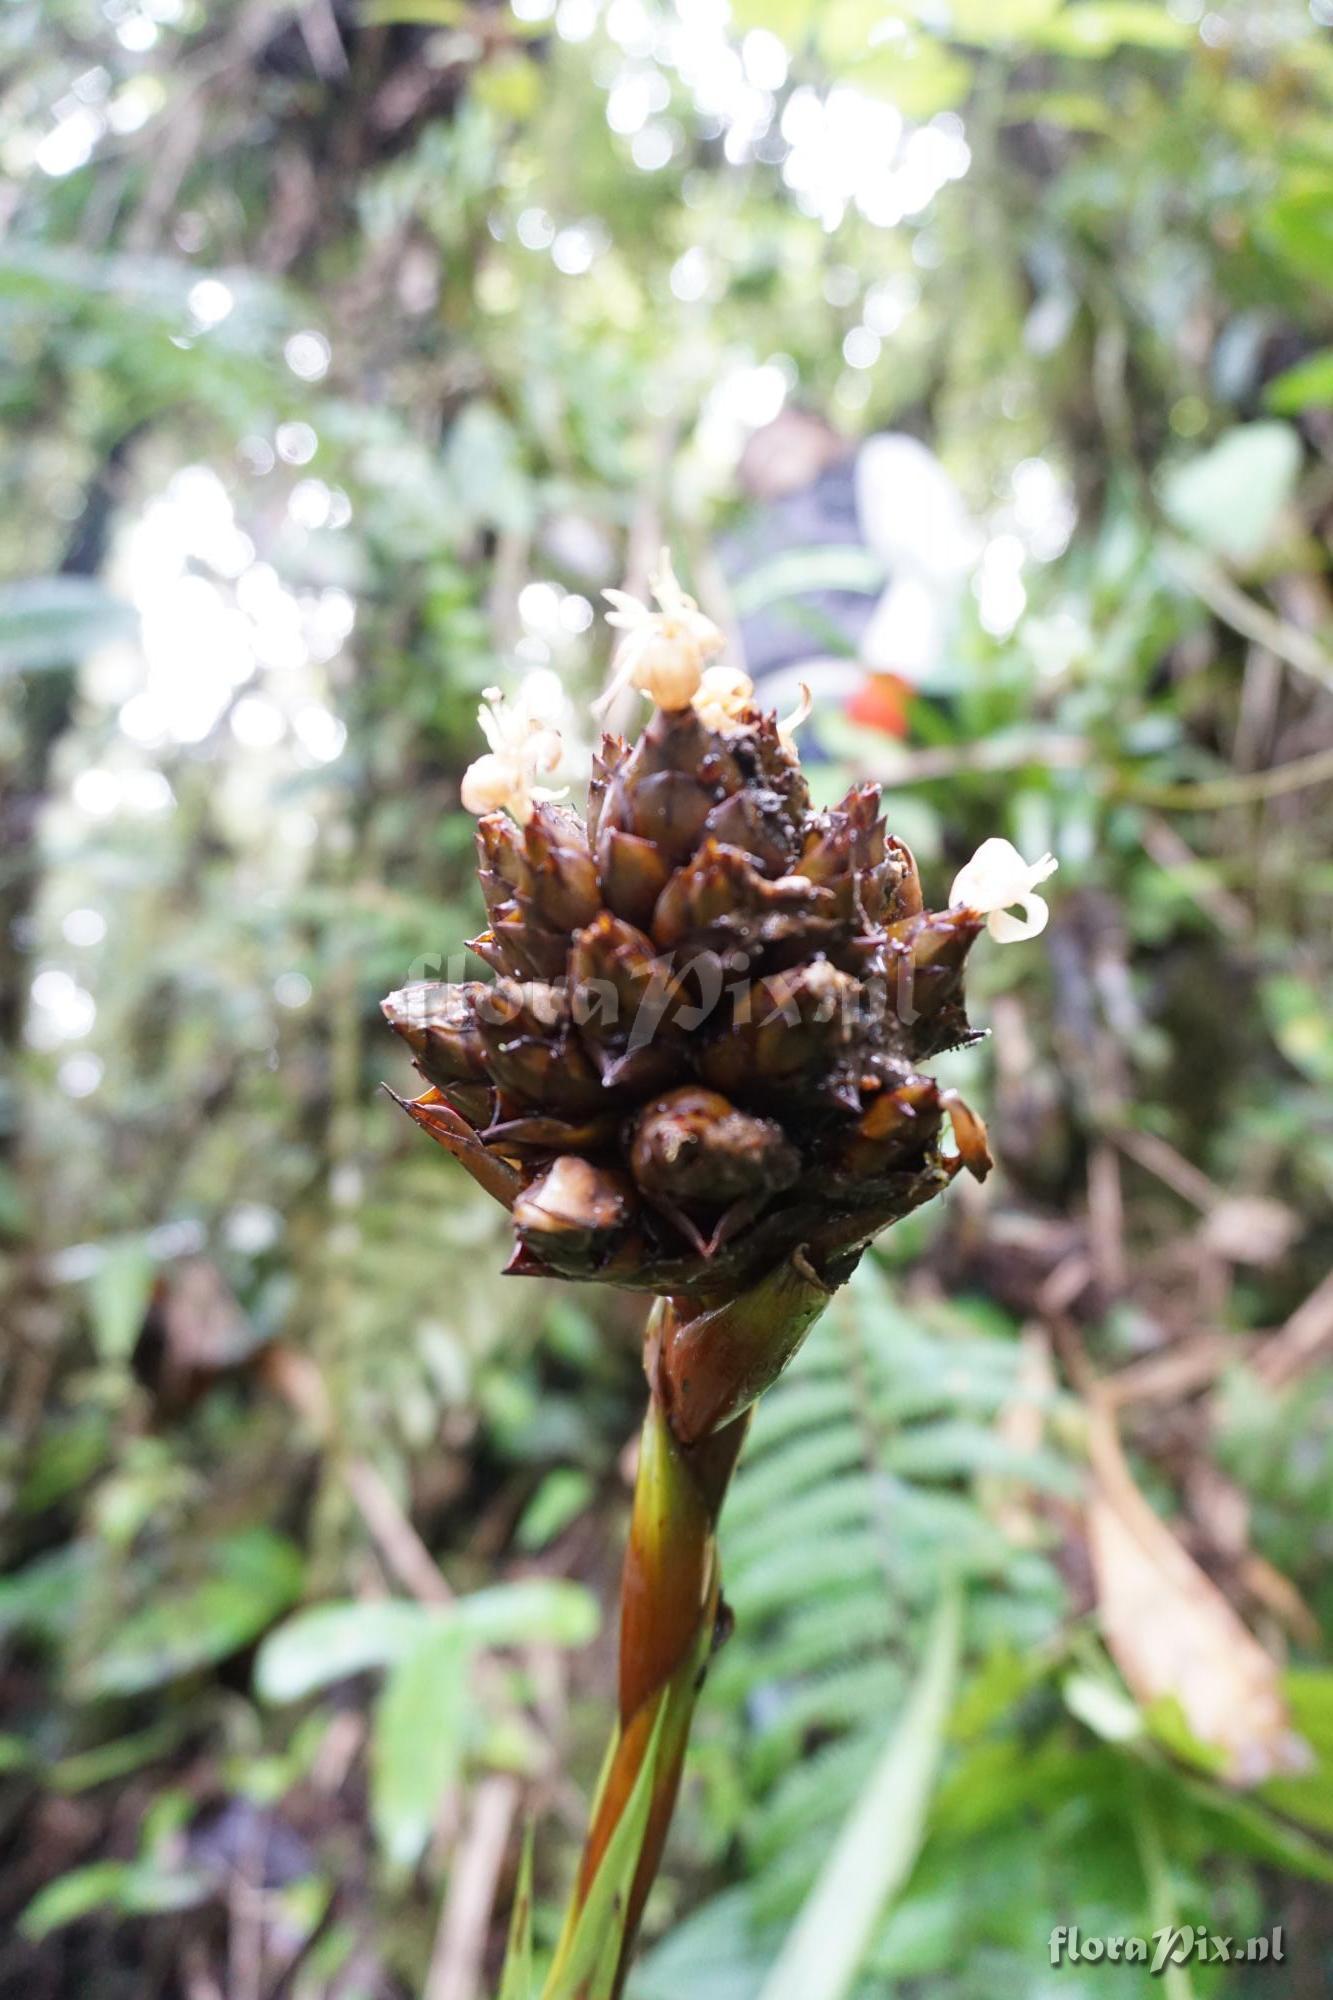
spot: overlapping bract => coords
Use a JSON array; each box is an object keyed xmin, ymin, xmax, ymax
[{"xmin": 384, "ymin": 699, "xmax": 990, "ymax": 1304}]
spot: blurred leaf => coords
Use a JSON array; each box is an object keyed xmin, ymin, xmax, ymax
[
  {"xmin": 757, "ymin": 1590, "xmax": 961, "ymax": 2000},
  {"xmin": 812, "ymin": 0, "xmax": 972, "ymax": 108},
  {"xmin": 1159, "ymin": 423, "xmax": 1302, "ymax": 566},
  {"xmin": 51, "ymin": 1719, "xmax": 188, "ymax": 1793},
  {"xmin": 78, "ymin": 1529, "xmax": 303, "ymax": 1699},
  {"xmin": 450, "ymin": 1577, "xmax": 599, "ymax": 1648},
  {"xmin": 361, "ymin": 0, "xmax": 467, "ymax": 20},
  {"xmin": 1063, "ymin": 1670, "xmax": 1144, "ymax": 1744},
  {"xmin": 20, "ymin": 1412, "xmax": 108, "ymax": 1513},
  {"xmin": 372, "ymin": 1620, "xmax": 469, "ymax": 1870},
  {"xmin": 0, "ymin": 578, "xmax": 138, "ymax": 676},
  {"xmin": 1265, "ymin": 348, "xmax": 1333, "ymax": 414},
  {"xmin": 1262, "ymin": 187, "xmax": 1333, "ymax": 292},
  {"xmin": 1004, "ymin": 87, "xmax": 1114, "ymax": 130},
  {"xmin": 945, "ymin": 0, "xmax": 1063, "ymax": 41},
  {"xmin": 729, "ymin": 0, "xmax": 818, "ymax": 38},
  {"xmin": 0, "ymin": 1733, "xmax": 35, "ymax": 1774},
  {"xmin": 952, "ymin": 1643, "xmax": 1060, "ymax": 1738},
  {"xmin": 257, "ymin": 1579, "xmax": 597, "ymax": 1705},
  {"xmin": 0, "ymin": 1545, "xmax": 94, "ymax": 1645},
  {"xmin": 1259, "ymin": 1764, "xmax": 1333, "ymax": 1840},
  {"xmin": 21, "ymin": 1860, "xmax": 208, "ymax": 1939},
  {"xmin": 496, "ymin": 1821, "xmax": 535, "ymax": 2000},
  {"xmin": 89, "ymin": 1864, "xmax": 212, "ymax": 1917},
  {"xmin": 812, "ymin": 0, "xmax": 893, "ymax": 63},
  {"xmin": 472, "ymin": 54, "xmax": 542, "ymax": 121},
  {"xmin": 256, "ymin": 1600, "xmax": 430, "ymax": 1702},
  {"xmin": 84, "ymin": 1238, "xmax": 155, "ymax": 1364},
  {"xmin": 729, "ymin": 545, "xmax": 887, "ymax": 619},
  {"xmin": 1261, "ymin": 973, "xmax": 1333, "ymax": 1087},
  {"xmin": 515, "ymin": 1467, "xmax": 594, "ymax": 1551},
  {"xmin": 21, "ymin": 1864, "xmax": 137, "ymax": 1939},
  {"xmin": 846, "ymin": 37, "xmax": 973, "ymax": 118},
  {"xmin": 0, "ymin": 1164, "xmax": 25, "ymax": 1236},
  {"xmin": 1256, "ymin": 1672, "xmax": 1333, "ymax": 1838},
  {"xmin": 442, "ymin": 402, "xmax": 534, "ymax": 536},
  {"xmin": 1037, "ymin": 2, "xmax": 1192, "ymax": 54},
  {"xmin": 1180, "ymin": 1771, "xmax": 1333, "ymax": 1885},
  {"xmin": 630, "ymin": 1887, "xmax": 773, "ymax": 2000},
  {"xmin": 1287, "ymin": 1669, "xmax": 1333, "ymax": 1752}
]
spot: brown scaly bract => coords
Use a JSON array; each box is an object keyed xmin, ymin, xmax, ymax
[{"xmin": 383, "ymin": 689, "xmax": 993, "ymax": 1307}]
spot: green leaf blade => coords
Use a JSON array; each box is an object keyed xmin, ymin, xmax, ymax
[
  {"xmin": 757, "ymin": 1589, "xmax": 963, "ymax": 2000},
  {"xmin": 373, "ymin": 1622, "xmax": 470, "ymax": 1872}
]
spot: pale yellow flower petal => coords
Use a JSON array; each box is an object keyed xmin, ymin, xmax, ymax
[
  {"xmin": 461, "ymin": 683, "xmax": 568, "ymax": 821},
  {"xmin": 777, "ymin": 682, "xmax": 812, "ymax": 757},
  {"xmin": 693, "ymin": 665, "xmax": 755, "ymax": 732}
]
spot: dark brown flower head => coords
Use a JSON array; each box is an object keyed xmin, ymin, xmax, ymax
[{"xmin": 383, "ymin": 572, "xmax": 1061, "ymax": 1304}]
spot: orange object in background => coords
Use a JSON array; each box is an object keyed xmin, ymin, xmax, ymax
[{"xmin": 845, "ymin": 670, "xmax": 911, "ymax": 739}]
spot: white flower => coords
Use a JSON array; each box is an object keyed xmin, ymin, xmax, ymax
[
  {"xmin": 460, "ymin": 683, "xmax": 566, "ymax": 824},
  {"xmin": 949, "ymin": 837, "xmax": 1058, "ymax": 943},
  {"xmin": 596, "ymin": 547, "xmax": 725, "ymax": 715},
  {"xmin": 692, "ymin": 664, "xmax": 756, "ymax": 732}
]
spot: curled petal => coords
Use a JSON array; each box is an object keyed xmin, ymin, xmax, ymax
[
  {"xmin": 777, "ymin": 682, "xmax": 812, "ymax": 758},
  {"xmin": 941, "ymin": 1088, "xmax": 992, "ymax": 1180},
  {"xmin": 602, "ymin": 586, "xmax": 653, "ymax": 630},
  {"xmin": 949, "ymin": 837, "xmax": 1057, "ymax": 945},
  {"xmin": 987, "ymin": 897, "xmax": 1050, "ymax": 944},
  {"xmin": 461, "ymin": 751, "xmax": 522, "ymax": 818}
]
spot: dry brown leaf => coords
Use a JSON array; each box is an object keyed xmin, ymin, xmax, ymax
[{"xmin": 1087, "ymin": 1409, "xmax": 1312, "ymax": 1785}]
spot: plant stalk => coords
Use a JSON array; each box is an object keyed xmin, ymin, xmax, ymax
[{"xmin": 542, "ymin": 1258, "xmax": 835, "ymax": 1997}]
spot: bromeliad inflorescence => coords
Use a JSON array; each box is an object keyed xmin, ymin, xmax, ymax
[
  {"xmin": 381, "ymin": 551, "xmax": 1047, "ymax": 1307},
  {"xmin": 382, "ymin": 553, "xmax": 1056, "ymax": 1995}
]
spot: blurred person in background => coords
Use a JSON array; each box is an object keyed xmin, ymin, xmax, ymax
[{"xmin": 721, "ymin": 406, "xmax": 977, "ymax": 748}]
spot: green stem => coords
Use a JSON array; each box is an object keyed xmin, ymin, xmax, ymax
[
  {"xmin": 1130, "ymin": 1772, "xmax": 1196, "ymax": 2000},
  {"xmin": 542, "ymin": 1261, "xmax": 836, "ymax": 1997},
  {"xmin": 541, "ymin": 1384, "xmax": 749, "ymax": 1998}
]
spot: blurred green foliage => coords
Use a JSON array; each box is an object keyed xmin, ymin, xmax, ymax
[{"xmin": 1, "ymin": 0, "xmax": 1331, "ymax": 1994}]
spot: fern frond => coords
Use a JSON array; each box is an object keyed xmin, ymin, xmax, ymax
[
  {"xmin": 711, "ymin": 1587, "xmax": 897, "ymax": 1701},
  {"xmin": 637, "ymin": 1259, "xmax": 1068, "ymax": 1994},
  {"xmin": 721, "ymin": 1425, "xmax": 866, "ymax": 1532}
]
